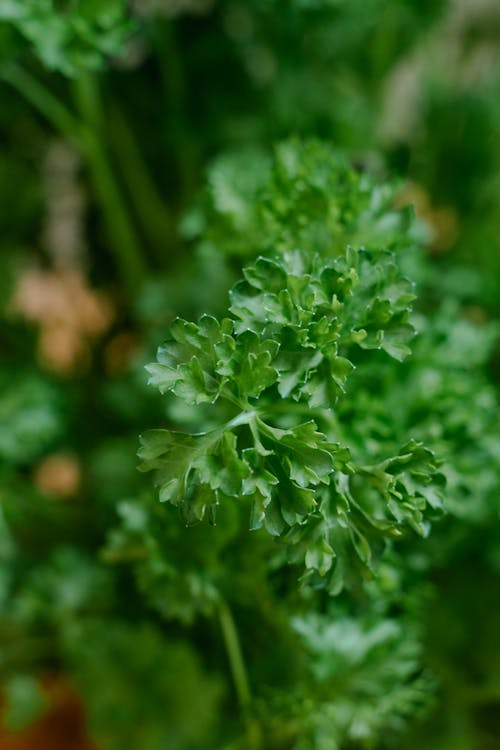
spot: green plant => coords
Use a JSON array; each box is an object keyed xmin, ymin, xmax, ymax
[
  {"xmin": 132, "ymin": 143, "xmax": 441, "ymax": 748},
  {"xmin": 1, "ymin": 4, "xmax": 500, "ymax": 750},
  {"xmin": 140, "ymin": 246, "xmax": 444, "ymax": 593}
]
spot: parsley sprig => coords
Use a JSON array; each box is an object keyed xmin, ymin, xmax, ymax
[{"xmin": 140, "ymin": 246, "xmax": 444, "ymax": 593}]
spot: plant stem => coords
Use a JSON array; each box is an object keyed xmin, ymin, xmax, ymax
[
  {"xmin": 2, "ymin": 63, "xmax": 148, "ymax": 293},
  {"xmin": 0, "ymin": 64, "xmax": 81, "ymax": 142},
  {"xmin": 218, "ymin": 598, "xmax": 251, "ymax": 707},
  {"xmin": 73, "ymin": 72, "xmax": 147, "ymax": 292},
  {"xmin": 217, "ymin": 598, "xmax": 262, "ymax": 750}
]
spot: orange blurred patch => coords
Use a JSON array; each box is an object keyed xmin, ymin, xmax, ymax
[
  {"xmin": 104, "ymin": 331, "xmax": 139, "ymax": 375},
  {"xmin": 34, "ymin": 454, "xmax": 81, "ymax": 499},
  {"xmin": 0, "ymin": 676, "xmax": 96, "ymax": 750},
  {"xmin": 11, "ymin": 269, "xmax": 114, "ymax": 375},
  {"xmin": 396, "ymin": 182, "xmax": 459, "ymax": 252}
]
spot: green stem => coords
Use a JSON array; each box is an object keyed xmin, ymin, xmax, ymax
[
  {"xmin": 217, "ymin": 598, "xmax": 262, "ymax": 749},
  {"xmin": 218, "ymin": 599, "xmax": 251, "ymax": 708},
  {"xmin": 73, "ymin": 72, "xmax": 147, "ymax": 292},
  {"xmin": 1, "ymin": 63, "xmax": 81, "ymax": 142},
  {"xmin": 2, "ymin": 63, "xmax": 148, "ymax": 293}
]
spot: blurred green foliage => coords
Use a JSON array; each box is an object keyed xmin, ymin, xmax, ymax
[{"xmin": 0, "ymin": 1, "xmax": 499, "ymax": 749}]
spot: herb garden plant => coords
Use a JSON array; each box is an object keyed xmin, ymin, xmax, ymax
[
  {"xmin": 1, "ymin": 3, "xmax": 500, "ymax": 750},
  {"xmin": 140, "ymin": 229, "xmax": 442, "ymax": 587}
]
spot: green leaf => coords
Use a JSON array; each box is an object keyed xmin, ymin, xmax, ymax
[
  {"xmin": 0, "ymin": 0, "xmax": 134, "ymax": 75},
  {"xmin": 359, "ymin": 441, "xmax": 445, "ymax": 535}
]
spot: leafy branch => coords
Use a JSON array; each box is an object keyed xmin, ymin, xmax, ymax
[{"xmin": 139, "ymin": 246, "xmax": 444, "ymax": 594}]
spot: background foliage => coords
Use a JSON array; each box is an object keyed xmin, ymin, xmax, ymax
[{"xmin": 1, "ymin": 2, "xmax": 499, "ymax": 749}]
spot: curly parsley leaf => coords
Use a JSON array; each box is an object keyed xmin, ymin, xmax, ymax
[{"xmin": 140, "ymin": 244, "xmax": 444, "ymax": 592}]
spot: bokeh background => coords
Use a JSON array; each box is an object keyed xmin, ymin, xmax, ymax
[{"xmin": 1, "ymin": 2, "xmax": 500, "ymax": 749}]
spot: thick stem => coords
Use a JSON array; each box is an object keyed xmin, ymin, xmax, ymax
[
  {"xmin": 73, "ymin": 72, "xmax": 147, "ymax": 292},
  {"xmin": 218, "ymin": 598, "xmax": 251, "ymax": 707},
  {"xmin": 1, "ymin": 64, "xmax": 81, "ymax": 142},
  {"xmin": 217, "ymin": 598, "xmax": 262, "ymax": 750},
  {"xmin": 1, "ymin": 64, "xmax": 148, "ymax": 293}
]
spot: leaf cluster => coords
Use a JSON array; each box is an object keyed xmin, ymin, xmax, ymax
[
  {"xmin": 0, "ymin": 0, "xmax": 133, "ymax": 75},
  {"xmin": 140, "ymin": 243, "xmax": 444, "ymax": 594}
]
